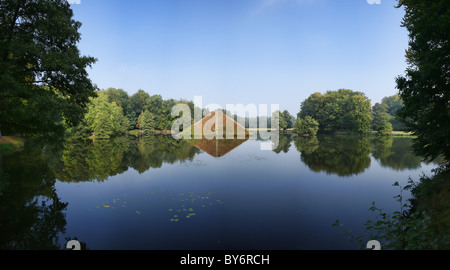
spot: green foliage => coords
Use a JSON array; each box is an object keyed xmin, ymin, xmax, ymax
[
  {"xmin": 294, "ymin": 116, "xmax": 319, "ymax": 136},
  {"xmin": 0, "ymin": 140, "xmax": 68, "ymax": 249},
  {"xmin": 272, "ymin": 134, "xmax": 292, "ymax": 154},
  {"xmin": 83, "ymin": 92, "xmax": 129, "ymax": 139},
  {"xmin": 395, "ymin": 0, "xmax": 450, "ymax": 162},
  {"xmin": 295, "ymin": 136, "xmax": 372, "ymax": 176},
  {"xmin": 299, "ymin": 89, "xmax": 373, "ymax": 134},
  {"xmin": 372, "ymin": 103, "xmax": 393, "ymax": 136},
  {"xmin": 334, "ymin": 172, "xmax": 450, "ymax": 250},
  {"xmin": 271, "ymin": 110, "xmax": 286, "ymax": 130},
  {"xmin": 138, "ymin": 110, "xmax": 156, "ymax": 136},
  {"xmin": 0, "ymin": 0, "xmax": 97, "ymax": 137},
  {"xmin": 380, "ymin": 94, "xmax": 406, "ymax": 131},
  {"xmin": 104, "ymin": 88, "xmax": 130, "ymax": 113},
  {"xmin": 371, "ymin": 137, "xmax": 423, "ymax": 170},
  {"xmin": 129, "ymin": 90, "xmax": 150, "ymax": 119},
  {"xmin": 281, "ymin": 110, "xmax": 295, "ymax": 130}
]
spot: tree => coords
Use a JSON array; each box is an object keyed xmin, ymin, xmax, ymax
[
  {"xmin": 271, "ymin": 110, "xmax": 287, "ymax": 130},
  {"xmin": 84, "ymin": 92, "xmax": 129, "ymax": 139},
  {"xmin": 130, "ymin": 90, "xmax": 150, "ymax": 117},
  {"xmin": 299, "ymin": 89, "xmax": 373, "ymax": 134},
  {"xmin": 0, "ymin": 0, "xmax": 97, "ymax": 137},
  {"xmin": 372, "ymin": 103, "xmax": 393, "ymax": 136},
  {"xmin": 104, "ymin": 88, "xmax": 130, "ymax": 113},
  {"xmin": 138, "ymin": 110, "xmax": 156, "ymax": 136},
  {"xmin": 294, "ymin": 116, "xmax": 319, "ymax": 137},
  {"xmin": 380, "ymin": 94, "xmax": 406, "ymax": 131},
  {"xmin": 395, "ymin": 0, "xmax": 450, "ymax": 162},
  {"xmin": 281, "ymin": 110, "xmax": 295, "ymax": 130}
]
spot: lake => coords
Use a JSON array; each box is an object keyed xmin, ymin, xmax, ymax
[{"xmin": 0, "ymin": 134, "xmax": 439, "ymax": 250}]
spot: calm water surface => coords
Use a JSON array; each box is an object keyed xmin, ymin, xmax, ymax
[{"xmin": 0, "ymin": 135, "xmax": 439, "ymax": 250}]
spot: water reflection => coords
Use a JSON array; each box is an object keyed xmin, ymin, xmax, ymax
[
  {"xmin": 294, "ymin": 136, "xmax": 372, "ymax": 176},
  {"xmin": 291, "ymin": 135, "xmax": 433, "ymax": 176},
  {"xmin": 185, "ymin": 137, "xmax": 249, "ymax": 157},
  {"xmin": 371, "ymin": 137, "xmax": 423, "ymax": 170},
  {"xmin": 0, "ymin": 134, "xmax": 433, "ymax": 249},
  {"xmin": 0, "ymin": 140, "xmax": 68, "ymax": 249},
  {"xmin": 0, "ymin": 136, "xmax": 201, "ymax": 249},
  {"xmin": 53, "ymin": 136, "xmax": 201, "ymax": 182}
]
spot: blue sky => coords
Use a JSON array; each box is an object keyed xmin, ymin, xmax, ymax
[{"xmin": 70, "ymin": 0, "xmax": 408, "ymax": 116}]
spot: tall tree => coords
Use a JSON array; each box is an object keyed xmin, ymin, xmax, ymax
[
  {"xmin": 138, "ymin": 110, "xmax": 156, "ymax": 136},
  {"xmin": 130, "ymin": 90, "xmax": 150, "ymax": 118},
  {"xmin": 104, "ymin": 88, "xmax": 130, "ymax": 113},
  {"xmin": 380, "ymin": 94, "xmax": 406, "ymax": 131},
  {"xmin": 84, "ymin": 92, "xmax": 129, "ymax": 139},
  {"xmin": 281, "ymin": 110, "xmax": 295, "ymax": 130},
  {"xmin": 395, "ymin": 0, "xmax": 450, "ymax": 162},
  {"xmin": 0, "ymin": 0, "xmax": 97, "ymax": 137},
  {"xmin": 372, "ymin": 103, "xmax": 393, "ymax": 136},
  {"xmin": 272, "ymin": 110, "xmax": 287, "ymax": 130}
]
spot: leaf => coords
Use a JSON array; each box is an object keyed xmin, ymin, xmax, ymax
[
  {"xmin": 136, "ymin": 211, "xmax": 142, "ymax": 215},
  {"xmin": 392, "ymin": 182, "xmax": 400, "ymax": 187}
]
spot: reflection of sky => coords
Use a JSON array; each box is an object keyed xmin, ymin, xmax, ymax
[{"xmin": 54, "ymin": 138, "xmax": 438, "ymax": 250}]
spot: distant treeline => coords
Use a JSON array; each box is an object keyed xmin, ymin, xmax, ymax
[{"xmin": 69, "ymin": 88, "xmax": 406, "ymax": 139}]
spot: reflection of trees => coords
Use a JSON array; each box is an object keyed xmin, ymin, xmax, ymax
[
  {"xmin": 52, "ymin": 135, "xmax": 201, "ymax": 181},
  {"xmin": 129, "ymin": 136, "xmax": 201, "ymax": 173},
  {"xmin": 0, "ymin": 135, "xmax": 200, "ymax": 249},
  {"xmin": 295, "ymin": 136, "xmax": 372, "ymax": 176},
  {"xmin": 294, "ymin": 136, "xmax": 429, "ymax": 175},
  {"xmin": 273, "ymin": 134, "xmax": 292, "ymax": 154},
  {"xmin": 0, "ymin": 140, "xmax": 68, "ymax": 250},
  {"xmin": 371, "ymin": 137, "xmax": 422, "ymax": 170},
  {"xmin": 53, "ymin": 136, "xmax": 130, "ymax": 182},
  {"xmin": 293, "ymin": 136, "xmax": 319, "ymax": 155},
  {"xmin": 133, "ymin": 136, "xmax": 200, "ymax": 170}
]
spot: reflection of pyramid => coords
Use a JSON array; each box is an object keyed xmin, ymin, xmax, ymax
[
  {"xmin": 189, "ymin": 137, "xmax": 249, "ymax": 157},
  {"xmin": 185, "ymin": 110, "xmax": 251, "ymax": 157}
]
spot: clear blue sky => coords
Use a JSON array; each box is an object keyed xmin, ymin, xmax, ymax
[{"xmin": 70, "ymin": 0, "xmax": 408, "ymax": 116}]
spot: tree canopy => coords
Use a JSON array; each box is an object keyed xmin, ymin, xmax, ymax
[
  {"xmin": 0, "ymin": 0, "xmax": 97, "ymax": 137},
  {"xmin": 298, "ymin": 89, "xmax": 373, "ymax": 134},
  {"xmin": 395, "ymin": 0, "xmax": 450, "ymax": 162},
  {"xmin": 380, "ymin": 94, "xmax": 406, "ymax": 131},
  {"xmin": 294, "ymin": 116, "xmax": 319, "ymax": 137},
  {"xmin": 372, "ymin": 102, "xmax": 393, "ymax": 136}
]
